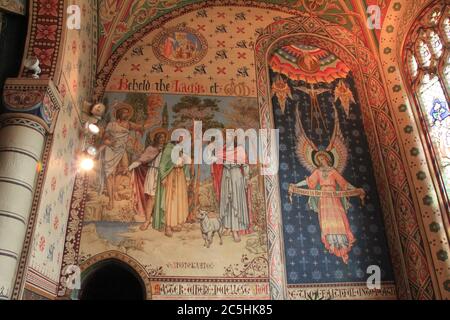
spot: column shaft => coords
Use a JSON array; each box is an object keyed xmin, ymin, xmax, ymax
[{"xmin": 0, "ymin": 118, "xmax": 45, "ymax": 299}]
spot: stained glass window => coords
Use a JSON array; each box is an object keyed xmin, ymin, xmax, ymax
[{"xmin": 404, "ymin": 0, "xmax": 450, "ymax": 203}]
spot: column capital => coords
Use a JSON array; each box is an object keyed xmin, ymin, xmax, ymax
[{"xmin": 2, "ymin": 78, "xmax": 62, "ymax": 134}]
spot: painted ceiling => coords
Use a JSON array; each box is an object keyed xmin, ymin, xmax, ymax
[{"xmin": 98, "ymin": 0, "xmax": 392, "ymax": 70}]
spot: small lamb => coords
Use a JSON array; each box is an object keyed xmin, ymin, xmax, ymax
[{"xmin": 197, "ymin": 210, "xmax": 223, "ymax": 248}]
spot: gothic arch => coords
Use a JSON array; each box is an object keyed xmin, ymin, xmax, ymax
[
  {"xmin": 255, "ymin": 15, "xmax": 438, "ymax": 299},
  {"xmin": 379, "ymin": 0, "xmax": 450, "ymax": 299},
  {"xmin": 78, "ymin": 251, "xmax": 152, "ymax": 300},
  {"xmin": 400, "ymin": 0, "xmax": 450, "ymax": 216},
  {"xmin": 93, "ymin": 0, "xmax": 307, "ymax": 101}
]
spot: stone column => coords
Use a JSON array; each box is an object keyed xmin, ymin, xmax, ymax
[{"xmin": 0, "ymin": 78, "xmax": 60, "ymax": 300}]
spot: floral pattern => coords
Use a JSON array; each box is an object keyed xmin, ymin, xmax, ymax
[
  {"xmin": 33, "ymin": 48, "xmax": 55, "ymax": 67},
  {"xmin": 36, "ymin": 25, "xmax": 58, "ymax": 41},
  {"xmin": 29, "ymin": 96, "xmax": 81, "ymax": 286},
  {"xmin": 38, "ymin": 0, "xmax": 59, "ymax": 16}
]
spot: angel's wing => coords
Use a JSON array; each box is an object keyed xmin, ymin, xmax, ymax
[
  {"xmin": 294, "ymin": 105, "xmax": 318, "ymax": 173},
  {"xmin": 326, "ymin": 107, "xmax": 349, "ymax": 173}
]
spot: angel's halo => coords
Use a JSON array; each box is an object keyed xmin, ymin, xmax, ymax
[{"xmin": 312, "ymin": 150, "xmax": 335, "ymax": 168}]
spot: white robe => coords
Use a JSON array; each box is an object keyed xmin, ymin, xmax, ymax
[
  {"xmin": 145, "ymin": 154, "xmax": 162, "ymax": 196},
  {"xmin": 103, "ymin": 121, "xmax": 130, "ymax": 177}
]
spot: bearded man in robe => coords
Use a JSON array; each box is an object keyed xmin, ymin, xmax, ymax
[
  {"xmin": 153, "ymin": 135, "xmax": 191, "ymax": 237},
  {"xmin": 211, "ymin": 137, "xmax": 253, "ymax": 242},
  {"xmin": 129, "ymin": 129, "xmax": 168, "ymax": 230},
  {"xmin": 100, "ymin": 103, "xmax": 149, "ymax": 210}
]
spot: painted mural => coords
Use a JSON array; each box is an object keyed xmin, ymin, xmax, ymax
[
  {"xmin": 269, "ymin": 44, "xmax": 396, "ymax": 299},
  {"xmin": 152, "ymin": 24, "xmax": 208, "ymax": 67},
  {"xmin": 79, "ymin": 10, "xmax": 299, "ymax": 299},
  {"xmin": 79, "ymin": 92, "xmax": 270, "ymax": 298},
  {"xmin": 101, "ymin": 6, "xmax": 294, "ymax": 99},
  {"xmin": 96, "ymin": 0, "xmax": 361, "ymax": 71}
]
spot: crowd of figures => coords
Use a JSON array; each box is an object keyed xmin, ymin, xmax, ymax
[{"xmin": 97, "ymin": 101, "xmax": 253, "ymax": 241}]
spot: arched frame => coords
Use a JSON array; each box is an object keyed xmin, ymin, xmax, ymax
[
  {"xmin": 380, "ymin": 0, "xmax": 450, "ymax": 299},
  {"xmin": 74, "ymin": 251, "xmax": 152, "ymax": 300},
  {"xmin": 254, "ymin": 15, "xmax": 438, "ymax": 300},
  {"xmin": 402, "ymin": 0, "xmax": 450, "ymax": 211}
]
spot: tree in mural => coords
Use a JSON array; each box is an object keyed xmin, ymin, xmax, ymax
[
  {"xmin": 117, "ymin": 92, "xmax": 147, "ymax": 156},
  {"xmin": 124, "ymin": 92, "xmax": 164, "ymax": 149},
  {"xmin": 223, "ymin": 98, "xmax": 259, "ymax": 130},
  {"xmin": 172, "ymin": 96, "xmax": 223, "ymax": 221},
  {"xmin": 172, "ymin": 96, "xmax": 223, "ymax": 129},
  {"xmin": 161, "ymin": 102, "xmax": 169, "ymax": 128},
  {"xmin": 124, "ymin": 92, "xmax": 148, "ymax": 123}
]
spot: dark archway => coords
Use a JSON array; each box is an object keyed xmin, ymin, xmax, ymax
[{"xmin": 80, "ymin": 260, "xmax": 146, "ymax": 300}]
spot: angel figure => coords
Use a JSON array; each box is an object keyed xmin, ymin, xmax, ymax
[
  {"xmin": 334, "ymin": 80, "xmax": 355, "ymax": 118},
  {"xmin": 271, "ymin": 74, "xmax": 292, "ymax": 114},
  {"xmin": 289, "ymin": 107, "xmax": 365, "ymax": 264}
]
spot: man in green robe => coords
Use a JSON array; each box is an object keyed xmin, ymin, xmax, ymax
[{"xmin": 153, "ymin": 137, "xmax": 191, "ymax": 236}]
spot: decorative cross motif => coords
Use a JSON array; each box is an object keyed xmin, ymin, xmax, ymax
[
  {"xmin": 299, "ymin": 257, "xmax": 309, "ymax": 272},
  {"xmin": 298, "ymin": 234, "xmax": 306, "ymax": 247},
  {"xmin": 237, "ymin": 52, "xmax": 246, "ymax": 59},
  {"xmin": 322, "ymin": 256, "xmax": 331, "ymax": 271},
  {"xmin": 217, "ymin": 67, "xmax": 226, "ymax": 74}
]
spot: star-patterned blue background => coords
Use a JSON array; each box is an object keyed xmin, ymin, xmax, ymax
[{"xmin": 270, "ymin": 69, "xmax": 395, "ymax": 284}]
